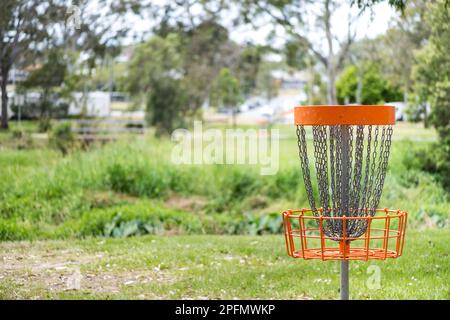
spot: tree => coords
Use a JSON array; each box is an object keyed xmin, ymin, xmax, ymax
[
  {"xmin": 126, "ymin": 34, "xmax": 187, "ymax": 136},
  {"xmin": 336, "ymin": 63, "xmax": 402, "ymax": 104},
  {"xmin": 180, "ymin": 20, "xmax": 240, "ymax": 115},
  {"xmin": 237, "ymin": 0, "xmax": 416, "ymax": 104},
  {"xmin": 351, "ymin": 0, "xmax": 407, "ymax": 11},
  {"xmin": 238, "ymin": 0, "xmax": 361, "ymax": 104},
  {"xmin": 350, "ymin": 0, "xmax": 431, "ymax": 107},
  {"xmin": 237, "ymin": 44, "xmax": 265, "ymax": 97},
  {"xmin": 211, "ymin": 68, "xmax": 242, "ymax": 128},
  {"xmin": 411, "ymin": 0, "xmax": 450, "ymax": 189},
  {"xmin": 412, "ymin": 0, "xmax": 450, "ymax": 138},
  {"xmin": 18, "ymin": 49, "xmax": 67, "ymax": 123},
  {"xmin": 0, "ymin": 0, "xmax": 66, "ymax": 129},
  {"xmin": 0, "ymin": 0, "xmax": 143, "ymax": 129},
  {"xmin": 255, "ymin": 61, "xmax": 279, "ymax": 102}
]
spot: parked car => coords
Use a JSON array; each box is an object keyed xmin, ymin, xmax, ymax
[{"xmin": 239, "ymin": 97, "xmax": 267, "ymax": 112}]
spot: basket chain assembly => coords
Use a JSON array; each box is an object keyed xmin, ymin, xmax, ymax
[{"xmin": 296, "ymin": 124, "xmax": 393, "ymax": 240}]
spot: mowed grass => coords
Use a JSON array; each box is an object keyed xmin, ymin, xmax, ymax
[{"xmin": 0, "ymin": 229, "xmax": 448, "ymax": 300}]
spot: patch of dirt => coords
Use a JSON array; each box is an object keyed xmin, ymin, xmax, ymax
[
  {"xmin": 165, "ymin": 194, "xmax": 208, "ymax": 212},
  {"xmin": 0, "ymin": 242, "xmax": 176, "ymax": 295}
]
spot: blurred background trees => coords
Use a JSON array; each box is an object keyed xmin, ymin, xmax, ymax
[
  {"xmin": 336, "ymin": 63, "xmax": 402, "ymax": 105},
  {"xmin": 210, "ymin": 68, "xmax": 242, "ymax": 128},
  {"xmin": 126, "ymin": 34, "xmax": 186, "ymax": 136},
  {"xmin": 1, "ymin": 0, "xmax": 448, "ymax": 148},
  {"xmin": 409, "ymin": 0, "xmax": 450, "ymax": 189}
]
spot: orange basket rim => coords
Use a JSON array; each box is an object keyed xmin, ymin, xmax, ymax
[
  {"xmin": 283, "ymin": 208, "xmax": 407, "ymax": 219},
  {"xmin": 294, "ymin": 105, "xmax": 395, "ymax": 125}
]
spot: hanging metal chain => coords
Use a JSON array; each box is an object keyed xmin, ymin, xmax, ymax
[
  {"xmin": 313, "ymin": 126, "xmax": 330, "ymax": 214},
  {"xmin": 363, "ymin": 125, "xmax": 379, "ymax": 217},
  {"xmin": 296, "ymin": 122, "xmax": 394, "ymax": 240},
  {"xmin": 296, "ymin": 125, "xmax": 316, "ymax": 214},
  {"xmin": 371, "ymin": 125, "xmax": 393, "ymax": 211},
  {"xmin": 350, "ymin": 125, "xmax": 364, "ymax": 212}
]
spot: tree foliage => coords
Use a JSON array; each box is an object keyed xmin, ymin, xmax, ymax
[
  {"xmin": 336, "ymin": 63, "xmax": 402, "ymax": 104},
  {"xmin": 16, "ymin": 49, "xmax": 68, "ymax": 123},
  {"xmin": 238, "ymin": 0, "xmax": 359, "ymax": 104},
  {"xmin": 237, "ymin": 45, "xmax": 265, "ymax": 96},
  {"xmin": 0, "ymin": 0, "xmax": 66, "ymax": 129},
  {"xmin": 351, "ymin": 0, "xmax": 407, "ymax": 11},
  {"xmin": 126, "ymin": 34, "xmax": 187, "ymax": 136},
  {"xmin": 410, "ymin": 0, "xmax": 450, "ymax": 189},
  {"xmin": 126, "ymin": 17, "xmax": 257, "ymax": 133},
  {"xmin": 0, "ymin": 0, "xmax": 142, "ymax": 129},
  {"xmin": 211, "ymin": 68, "xmax": 241, "ymax": 109},
  {"xmin": 412, "ymin": 0, "xmax": 450, "ymax": 137}
]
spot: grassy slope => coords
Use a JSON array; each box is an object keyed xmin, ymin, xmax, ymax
[
  {"xmin": 0, "ymin": 122, "xmax": 448, "ymax": 240},
  {"xmin": 0, "ymin": 229, "xmax": 448, "ymax": 300}
]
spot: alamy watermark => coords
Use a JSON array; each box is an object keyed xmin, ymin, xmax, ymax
[
  {"xmin": 66, "ymin": 266, "xmax": 82, "ymax": 290},
  {"xmin": 66, "ymin": 5, "xmax": 81, "ymax": 30},
  {"xmin": 366, "ymin": 265, "xmax": 381, "ymax": 290},
  {"xmin": 171, "ymin": 121, "xmax": 279, "ymax": 175}
]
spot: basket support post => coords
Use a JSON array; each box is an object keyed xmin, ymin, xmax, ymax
[
  {"xmin": 340, "ymin": 260, "xmax": 349, "ymax": 300},
  {"xmin": 340, "ymin": 124, "xmax": 350, "ymax": 300}
]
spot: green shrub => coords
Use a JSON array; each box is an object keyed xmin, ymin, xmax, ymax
[
  {"xmin": 105, "ymin": 162, "xmax": 171, "ymax": 198},
  {"xmin": 49, "ymin": 122, "xmax": 76, "ymax": 155},
  {"xmin": 38, "ymin": 118, "xmax": 52, "ymax": 133},
  {"xmin": 0, "ymin": 219, "xmax": 34, "ymax": 241},
  {"xmin": 10, "ymin": 129, "xmax": 33, "ymax": 150},
  {"xmin": 402, "ymin": 140, "xmax": 450, "ymax": 191}
]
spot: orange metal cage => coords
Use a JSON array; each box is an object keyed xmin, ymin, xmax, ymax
[{"xmin": 282, "ymin": 209, "xmax": 407, "ymax": 261}]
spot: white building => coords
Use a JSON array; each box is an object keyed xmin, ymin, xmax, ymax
[{"xmin": 69, "ymin": 91, "xmax": 111, "ymax": 117}]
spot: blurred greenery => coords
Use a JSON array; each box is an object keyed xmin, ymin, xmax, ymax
[
  {"xmin": 0, "ymin": 123, "xmax": 447, "ymax": 241},
  {"xmin": 336, "ymin": 63, "xmax": 403, "ymax": 104}
]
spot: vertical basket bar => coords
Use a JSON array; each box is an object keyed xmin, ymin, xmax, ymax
[
  {"xmin": 365, "ymin": 216, "xmax": 373, "ymax": 261},
  {"xmin": 319, "ymin": 214, "xmax": 325, "ymax": 261},
  {"xmin": 282, "ymin": 212, "xmax": 293, "ymax": 257},
  {"xmin": 400, "ymin": 211, "xmax": 408, "ymax": 256},
  {"xmin": 395, "ymin": 210, "xmax": 402, "ymax": 256}
]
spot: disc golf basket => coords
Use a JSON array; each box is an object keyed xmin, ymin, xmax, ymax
[{"xmin": 282, "ymin": 105, "xmax": 407, "ymax": 300}]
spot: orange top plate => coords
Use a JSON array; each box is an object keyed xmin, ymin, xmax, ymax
[{"xmin": 294, "ymin": 105, "xmax": 396, "ymax": 125}]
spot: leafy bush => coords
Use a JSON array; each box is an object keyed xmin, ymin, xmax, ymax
[
  {"xmin": 10, "ymin": 129, "xmax": 33, "ymax": 150},
  {"xmin": 336, "ymin": 63, "xmax": 402, "ymax": 104},
  {"xmin": 49, "ymin": 122, "xmax": 76, "ymax": 155},
  {"xmin": 38, "ymin": 118, "xmax": 52, "ymax": 133},
  {"xmin": 403, "ymin": 141, "xmax": 450, "ymax": 191},
  {"xmin": 105, "ymin": 162, "xmax": 171, "ymax": 198}
]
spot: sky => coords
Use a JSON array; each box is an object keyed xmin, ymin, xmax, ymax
[
  {"xmin": 227, "ymin": 2, "xmax": 398, "ymax": 47},
  {"xmin": 125, "ymin": 0, "xmax": 399, "ymax": 49}
]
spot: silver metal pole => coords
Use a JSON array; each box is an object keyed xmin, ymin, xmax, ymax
[
  {"xmin": 340, "ymin": 124, "xmax": 350, "ymax": 300},
  {"xmin": 340, "ymin": 260, "xmax": 349, "ymax": 300}
]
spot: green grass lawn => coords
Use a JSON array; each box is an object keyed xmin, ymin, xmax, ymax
[{"xmin": 0, "ymin": 229, "xmax": 448, "ymax": 300}]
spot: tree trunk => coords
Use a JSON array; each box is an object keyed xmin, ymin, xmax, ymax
[
  {"xmin": 327, "ymin": 64, "xmax": 337, "ymax": 104},
  {"xmin": 324, "ymin": 0, "xmax": 337, "ymax": 105},
  {"xmin": 1, "ymin": 67, "xmax": 9, "ymax": 129}
]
